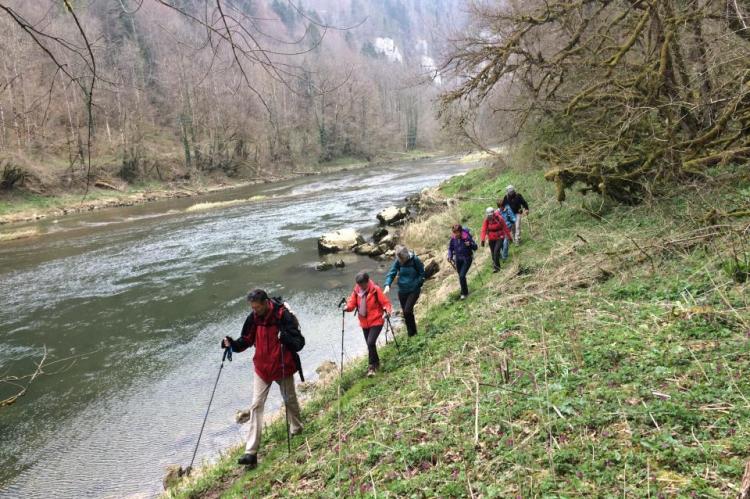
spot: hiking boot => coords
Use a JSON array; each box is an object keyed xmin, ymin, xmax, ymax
[
  {"xmin": 366, "ymin": 367, "xmax": 376, "ymax": 377},
  {"xmin": 492, "ymin": 268, "xmax": 499, "ymax": 273},
  {"xmin": 238, "ymin": 453, "xmax": 257, "ymax": 468},
  {"xmin": 290, "ymin": 426, "xmax": 303, "ymax": 437}
]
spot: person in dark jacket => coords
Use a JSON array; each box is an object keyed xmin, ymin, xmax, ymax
[
  {"xmin": 383, "ymin": 245, "xmax": 425, "ymax": 337},
  {"xmin": 222, "ymin": 289, "xmax": 303, "ymax": 468},
  {"xmin": 480, "ymin": 207, "xmax": 513, "ymax": 272},
  {"xmin": 447, "ymin": 224, "xmax": 478, "ymax": 299},
  {"xmin": 499, "ymin": 185, "xmax": 529, "ymax": 244},
  {"xmin": 344, "ymin": 271, "xmax": 392, "ymax": 377}
]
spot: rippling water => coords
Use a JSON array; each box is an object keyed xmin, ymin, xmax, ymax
[{"xmin": 0, "ymin": 156, "xmax": 472, "ymax": 498}]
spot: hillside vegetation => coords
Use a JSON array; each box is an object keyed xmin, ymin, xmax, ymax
[
  {"xmin": 442, "ymin": 1, "xmax": 750, "ymax": 204},
  {"xmin": 167, "ymin": 161, "xmax": 750, "ymax": 498}
]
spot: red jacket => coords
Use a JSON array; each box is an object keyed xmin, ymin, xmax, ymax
[
  {"xmin": 345, "ymin": 281, "xmax": 392, "ymax": 329},
  {"xmin": 235, "ymin": 301, "xmax": 298, "ymax": 383},
  {"xmin": 481, "ymin": 211, "xmax": 513, "ymax": 242}
]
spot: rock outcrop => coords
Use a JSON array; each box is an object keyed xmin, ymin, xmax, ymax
[
  {"xmin": 354, "ymin": 242, "xmax": 384, "ymax": 256},
  {"xmin": 318, "ymin": 229, "xmax": 365, "ymax": 253},
  {"xmin": 372, "ymin": 227, "xmax": 389, "ymax": 242},
  {"xmin": 376, "ymin": 206, "xmax": 409, "ymax": 225},
  {"xmin": 424, "ymin": 258, "xmax": 440, "ymax": 279}
]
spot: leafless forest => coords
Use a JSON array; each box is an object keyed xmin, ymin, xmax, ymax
[{"xmin": 0, "ymin": 0, "xmax": 466, "ymax": 193}]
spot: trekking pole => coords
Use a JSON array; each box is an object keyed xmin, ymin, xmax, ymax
[
  {"xmin": 385, "ymin": 316, "xmax": 400, "ymax": 350},
  {"xmin": 336, "ymin": 304, "xmax": 346, "ymax": 495},
  {"xmin": 187, "ymin": 346, "xmax": 232, "ymax": 475},
  {"xmin": 337, "ymin": 298, "xmax": 346, "ymax": 380},
  {"xmin": 279, "ymin": 343, "xmax": 292, "ymax": 455}
]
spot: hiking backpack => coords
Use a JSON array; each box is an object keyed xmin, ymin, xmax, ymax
[{"xmin": 270, "ymin": 297, "xmax": 305, "ymax": 353}]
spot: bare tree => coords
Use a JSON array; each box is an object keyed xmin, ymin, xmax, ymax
[{"xmin": 441, "ymin": 0, "xmax": 750, "ymax": 203}]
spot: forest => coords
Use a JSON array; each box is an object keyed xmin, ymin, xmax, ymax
[{"xmin": 0, "ymin": 0, "xmax": 466, "ymax": 194}]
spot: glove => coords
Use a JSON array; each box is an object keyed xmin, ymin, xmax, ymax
[
  {"xmin": 383, "ymin": 285, "xmax": 390, "ymax": 294},
  {"xmin": 222, "ymin": 336, "xmax": 234, "ymax": 349},
  {"xmin": 481, "ymin": 240, "xmax": 485, "ymax": 247}
]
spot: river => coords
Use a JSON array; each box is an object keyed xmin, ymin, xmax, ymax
[{"xmin": 0, "ymin": 155, "xmax": 473, "ymax": 498}]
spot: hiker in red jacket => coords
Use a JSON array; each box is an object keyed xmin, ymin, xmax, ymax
[
  {"xmin": 222, "ymin": 289, "xmax": 304, "ymax": 469},
  {"xmin": 480, "ymin": 207, "xmax": 513, "ymax": 272},
  {"xmin": 344, "ymin": 271, "xmax": 392, "ymax": 377}
]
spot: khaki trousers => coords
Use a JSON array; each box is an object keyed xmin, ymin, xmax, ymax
[
  {"xmin": 514, "ymin": 212, "xmax": 523, "ymax": 242},
  {"xmin": 245, "ymin": 373, "xmax": 303, "ymax": 454}
]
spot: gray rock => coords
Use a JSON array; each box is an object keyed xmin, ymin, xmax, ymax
[
  {"xmin": 235, "ymin": 408, "xmax": 252, "ymax": 424},
  {"xmin": 372, "ymin": 227, "xmax": 389, "ymax": 242},
  {"xmin": 424, "ymin": 259, "xmax": 440, "ymax": 279},
  {"xmin": 354, "ymin": 242, "xmax": 384, "ymax": 256},
  {"xmin": 316, "ymin": 262, "xmax": 334, "ymax": 271},
  {"xmin": 318, "ymin": 229, "xmax": 365, "ymax": 253},
  {"xmin": 376, "ymin": 206, "xmax": 409, "ymax": 226},
  {"xmin": 378, "ymin": 232, "xmax": 398, "ymax": 249}
]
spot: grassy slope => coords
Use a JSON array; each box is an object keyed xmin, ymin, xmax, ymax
[{"xmin": 168, "ymin": 163, "xmax": 750, "ymax": 498}]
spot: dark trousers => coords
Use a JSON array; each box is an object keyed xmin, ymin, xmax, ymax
[
  {"xmin": 488, "ymin": 239, "xmax": 502, "ymax": 270},
  {"xmin": 398, "ymin": 291, "xmax": 420, "ymax": 336},
  {"xmin": 456, "ymin": 257, "xmax": 472, "ymax": 296},
  {"xmin": 362, "ymin": 325, "xmax": 383, "ymax": 368}
]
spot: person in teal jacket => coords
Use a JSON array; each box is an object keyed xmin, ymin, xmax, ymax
[{"xmin": 383, "ymin": 245, "xmax": 425, "ymax": 336}]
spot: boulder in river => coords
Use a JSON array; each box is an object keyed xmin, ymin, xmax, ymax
[
  {"xmin": 316, "ymin": 262, "xmax": 334, "ymax": 271},
  {"xmin": 318, "ymin": 229, "xmax": 365, "ymax": 253},
  {"xmin": 334, "ymin": 259, "xmax": 346, "ymax": 268},
  {"xmin": 354, "ymin": 242, "xmax": 384, "ymax": 257},
  {"xmin": 376, "ymin": 206, "xmax": 409, "ymax": 226}
]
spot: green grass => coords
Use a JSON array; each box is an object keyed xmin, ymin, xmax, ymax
[
  {"xmin": 167, "ymin": 162, "xmax": 750, "ymax": 498},
  {"xmin": 0, "ymin": 181, "xmax": 164, "ymax": 219}
]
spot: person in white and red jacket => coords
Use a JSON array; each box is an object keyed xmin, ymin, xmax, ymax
[{"xmin": 343, "ymin": 271, "xmax": 392, "ymax": 377}]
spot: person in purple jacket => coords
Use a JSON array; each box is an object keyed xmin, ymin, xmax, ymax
[{"xmin": 447, "ymin": 223, "xmax": 478, "ymax": 299}]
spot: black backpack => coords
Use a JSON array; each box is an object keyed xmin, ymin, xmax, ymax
[{"xmin": 271, "ymin": 297, "xmax": 306, "ymax": 381}]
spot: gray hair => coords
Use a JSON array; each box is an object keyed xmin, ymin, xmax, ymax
[{"xmin": 395, "ymin": 245, "xmax": 410, "ymax": 262}]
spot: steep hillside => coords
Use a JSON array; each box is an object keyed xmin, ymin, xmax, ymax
[{"xmin": 166, "ymin": 161, "xmax": 750, "ymax": 497}]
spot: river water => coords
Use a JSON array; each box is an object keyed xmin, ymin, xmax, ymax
[{"xmin": 0, "ymin": 156, "xmax": 472, "ymax": 498}]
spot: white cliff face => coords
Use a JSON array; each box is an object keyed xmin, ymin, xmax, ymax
[
  {"xmin": 374, "ymin": 37, "xmax": 403, "ymax": 63},
  {"xmin": 420, "ymin": 55, "xmax": 442, "ymax": 85}
]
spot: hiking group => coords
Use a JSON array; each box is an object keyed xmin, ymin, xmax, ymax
[{"xmin": 215, "ymin": 184, "xmax": 529, "ymax": 469}]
